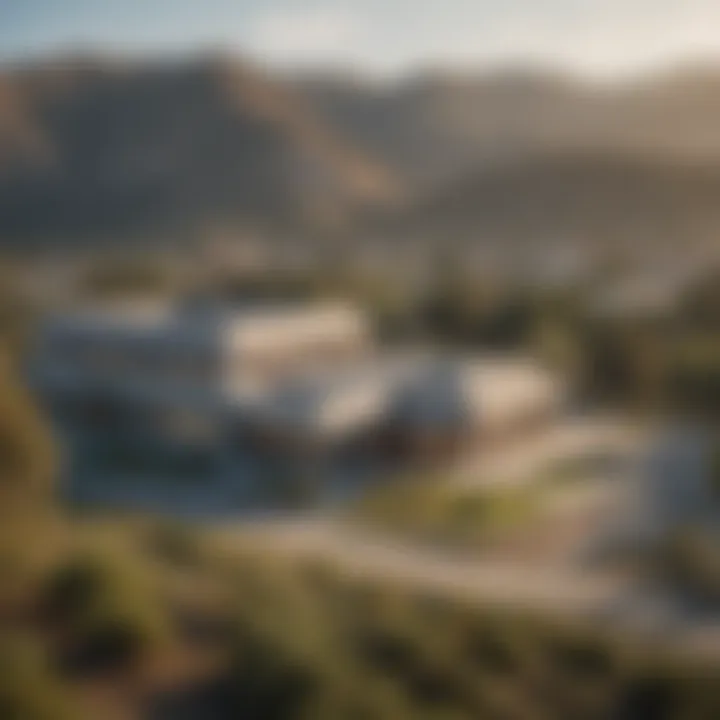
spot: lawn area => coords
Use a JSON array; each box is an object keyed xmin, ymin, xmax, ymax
[
  {"xmin": 352, "ymin": 477, "xmax": 548, "ymax": 550},
  {"xmin": 351, "ymin": 451, "xmax": 619, "ymax": 552}
]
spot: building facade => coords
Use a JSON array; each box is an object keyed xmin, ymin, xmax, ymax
[
  {"xmin": 32, "ymin": 300, "xmax": 371, "ymax": 446},
  {"xmin": 32, "ymin": 301, "xmax": 565, "ymax": 465}
]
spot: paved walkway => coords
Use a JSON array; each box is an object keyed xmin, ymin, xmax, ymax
[
  {"xmin": 213, "ymin": 518, "xmax": 625, "ymax": 614},
  {"xmin": 453, "ymin": 415, "xmax": 647, "ymax": 489},
  {"xmin": 210, "ymin": 516, "xmax": 720, "ymax": 663}
]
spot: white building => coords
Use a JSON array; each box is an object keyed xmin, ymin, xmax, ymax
[
  {"xmin": 33, "ymin": 300, "xmax": 566, "ymax": 462},
  {"xmin": 243, "ymin": 353, "xmax": 565, "ymax": 462},
  {"xmin": 248, "ymin": 356, "xmax": 412, "ymax": 447},
  {"xmin": 383, "ymin": 356, "xmax": 566, "ymax": 460},
  {"xmin": 32, "ymin": 300, "xmax": 371, "ymax": 440}
]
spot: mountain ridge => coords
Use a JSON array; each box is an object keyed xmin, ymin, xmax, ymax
[{"xmin": 3, "ymin": 54, "xmax": 720, "ymax": 249}]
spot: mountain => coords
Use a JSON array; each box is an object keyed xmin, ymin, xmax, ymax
[
  {"xmin": 0, "ymin": 56, "xmax": 398, "ymax": 247},
  {"xmin": 297, "ymin": 66, "xmax": 720, "ymax": 188},
  {"xmin": 379, "ymin": 151, "xmax": 720, "ymax": 252},
  {"xmin": 4, "ymin": 55, "xmax": 720, "ymax": 251},
  {"xmin": 296, "ymin": 69, "xmax": 594, "ymax": 187}
]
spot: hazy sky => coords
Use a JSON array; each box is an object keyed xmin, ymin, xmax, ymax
[{"xmin": 3, "ymin": 0, "xmax": 720, "ymax": 75}]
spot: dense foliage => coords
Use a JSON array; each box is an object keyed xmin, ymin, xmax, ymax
[{"xmin": 211, "ymin": 549, "xmax": 720, "ymax": 720}]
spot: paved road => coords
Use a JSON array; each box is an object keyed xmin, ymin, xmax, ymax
[
  {"xmin": 200, "ymin": 418, "xmax": 720, "ymax": 660},
  {"xmin": 206, "ymin": 417, "xmax": 654, "ymax": 621},
  {"xmin": 209, "ymin": 512, "xmax": 720, "ymax": 662},
  {"xmin": 212, "ymin": 518, "xmax": 626, "ymax": 614},
  {"xmin": 453, "ymin": 415, "xmax": 646, "ymax": 489}
]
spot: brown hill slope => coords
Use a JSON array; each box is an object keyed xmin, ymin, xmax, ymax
[
  {"xmin": 4, "ymin": 57, "xmax": 720, "ymax": 250},
  {"xmin": 298, "ymin": 67, "xmax": 720, "ymax": 188},
  {"xmin": 0, "ymin": 56, "xmax": 398, "ymax": 247},
  {"xmin": 379, "ymin": 151, "xmax": 720, "ymax": 251}
]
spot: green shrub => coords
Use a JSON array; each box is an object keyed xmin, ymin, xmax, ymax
[
  {"xmin": 659, "ymin": 528, "xmax": 720, "ymax": 603},
  {"xmin": 41, "ymin": 551, "xmax": 169, "ymax": 671},
  {"xmin": 0, "ymin": 636, "xmax": 78, "ymax": 720},
  {"xmin": 144, "ymin": 520, "xmax": 205, "ymax": 568},
  {"xmin": 0, "ymin": 358, "xmax": 57, "ymax": 514},
  {"xmin": 205, "ymin": 546, "xmax": 720, "ymax": 720}
]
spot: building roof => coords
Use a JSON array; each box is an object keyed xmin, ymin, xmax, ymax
[
  {"xmin": 252, "ymin": 352, "xmax": 564, "ymax": 438},
  {"xmin": 43, "ymin": 300, "xmax": 369, "ymax": 352},
  {"xmin": 391, "ymin": 355, "xmax": 563, "ymax": 430},
  {"xmin": 251, "ymin": 355, "xmax": 413, "ymax": 438}
]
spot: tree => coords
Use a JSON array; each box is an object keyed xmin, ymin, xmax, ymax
[
  {"xmin": 0, "ymin": 637, "xmax": 77, "ymax": 720},
  {"xmin": 0, "ymin": 354, "xmax": 56, "ymax": 512},
  {"xmin": 0, "ymin": 354, "xmax": 58, "ymax": 599}
]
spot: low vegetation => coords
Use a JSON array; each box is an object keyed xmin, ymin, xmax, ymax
[
  {"xmin": 354, "ymin": 479, "xmax": 541, "ymax": 550},
  {"xmin": 351, "ymin": 454, "xmax": 602, "ymax": 553},
  {"xmin": 0, "ymin": 637, "xmax": 77, "ymax": 720},
  {"xmin": 206, "ymin": 545, "xmax": 720, "ymax": 720},
  {"xmin": 655, "ymin": 527, "xmax": 720, "ymax": 606},
  {"xmin": 5, "ymin": 255, "xmax": 720, "ymax": 717},
  {"xmin": 8, "ymin": 514, "xmax": 720, "ymax": 720}
]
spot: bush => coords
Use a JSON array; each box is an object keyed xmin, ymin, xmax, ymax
[
  {"xmin": 144, "ymin": 520, "xmax": 205, "ymax": 568},
  {"xmin": 0, "ymin": 357, "xmax": 56, "ymax": 514},
  {"xmin": 353, "ymin": 478, "xmax": 542, "ymax": 551},
  {"xmin": 41, "ymin": 551, "xmax": 169, "ymax": 673},
  {"xmin": 659, "ymin": 528, "xmax": 720, "ymax": 603},
  {"xmin": 61, "ymin": 615, "xmax": 162, "ymax": 676},
  {"xmin": 209, "ymin": 545, "xmax": 720, "ymax": 720},
  {"xmin": 0, "ymin": 636, "xmax": 78, "ymax": 720}
]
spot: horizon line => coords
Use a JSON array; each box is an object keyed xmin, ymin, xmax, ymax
[{"xmin": 3, "ymin": 43, "xmax": 720, "ymax": 87}]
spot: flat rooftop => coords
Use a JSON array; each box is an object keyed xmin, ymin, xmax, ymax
[{"xmin": 44, "ymin": 300, "xmax": 368, "ymax": 341}]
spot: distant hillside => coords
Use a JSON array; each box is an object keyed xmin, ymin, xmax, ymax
[
  {"xmin": 296, "ymin": 70, "xmax": 592, "ymax": 187},
  {"xmin": 4, "ymin": 56, "xmax": 720, "ymax": 250},
  {"xmin": 297, "ymin": 67, "xmax": 720, "ymax": 188},
  {"xmin": 379, "ymin": 152, "xmax": 720, "ymax": 251},
  {"xmin": 0, "ymin": 56, "xmax": 398, "ymax": 247}
]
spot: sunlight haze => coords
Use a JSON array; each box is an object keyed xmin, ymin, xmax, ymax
[{"xmin": 3, "ymin": 0, "xmax": 720, "ymax": 76}]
